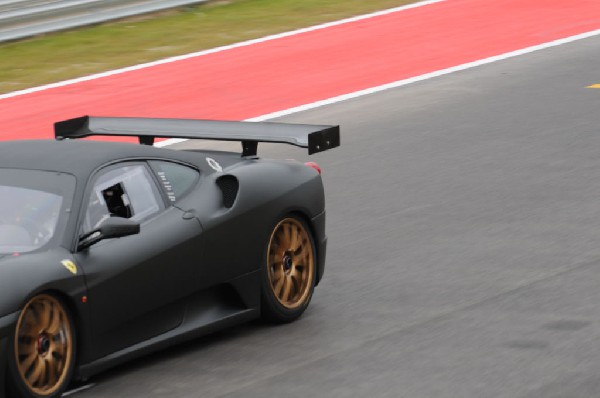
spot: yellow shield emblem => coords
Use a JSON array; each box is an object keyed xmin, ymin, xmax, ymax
[{"xmin": 61, "ymin": 260, "xmax": 78, "ymax": 275}]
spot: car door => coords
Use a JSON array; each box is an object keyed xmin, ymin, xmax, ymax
[{"xmin": 74, "ymin": 162, "xmax": 204, "ymax": 359}]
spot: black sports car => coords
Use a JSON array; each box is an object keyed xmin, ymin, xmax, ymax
[{"xmin": 0, "ymin": 116, "xmax": 339, "ymax": 398}]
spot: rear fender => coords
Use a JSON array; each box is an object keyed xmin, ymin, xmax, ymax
[{"xmin": 180, "ymin": 160, "xmax": 324, "ymax": 285}]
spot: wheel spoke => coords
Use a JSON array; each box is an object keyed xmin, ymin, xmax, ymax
[
  {"xmin": 52, "ymin": 349, "xmax": 64, "ymax": 361},
  {"xmin": 290, "ymin": 226, "xmax": 299, "ymax": 250},
  {"xmin": 30, "ymin": 305, "xmax": 41, "ymax": 322},
  {"xmin": 277, "ymin": 227, "xmax": 287, "ymax": 248},
  {"xmin": 288, "ymin": 224, "xmax": 295, "ymax": 248},
  {"xmin": 292, "ymin": 252, "xmax": 304, "ymax": 266},
  {"xmin": 23, "ymin": 312, "xmax": 38, "ymax": 335},
  {"xmin": 296, "ymin": 265, "xmax": 307, "ymax": 285},
  {"xmin": 38, "ymin": 300, "xmax": 52, "ymax": 331},
  {"xmin": 18, "ymin": 339, "xmax": 36, "ymax": 356},
  {"xmin": 293, "ymin": 238, "xmax": 304, "ymax": 253},
  {"xmin": 281, "ymin": 276, "xmax": 292, "ymax": 302},
  {"xmin": 290, "ymin": 274, "xmax": 301, "ymax": 295},
  {"xmin": 47, "ymin": 309, "xmax": 62, "ymax": 335},
  {"xmin": 290, "ymin": 264, "xmax": 299, "ymax": 279},
  {"xmin": 42, "ymin": 359, "xmax": 52, "ymax": 388},
  {"xmin": 294, "ymin": 249, "xmax": 310, "ymax": 270},
  {"xmin": 272, "ymin": 266, "xmax": 284, "ymax": 285},
  {"xmin": 18, "ymin": 334, "xmax": 35, "ymax": 345},
  {"xmin": 51, "ymin": 335, "xmax": 66, "ymax": 355},
  {"xmin": 19, "ymin": 352, "xmax": 37, "ymax": 373},
  {"xmin": 28, "ymin": 357, "xmax": 46, "ymax": 386},
  {"xmin": 273, "ymin": 274, "xmax": 285, "ymax": 296},
  {"xmin": 47, "ymin": 357, "xmax": 58, "ymax": 387}
]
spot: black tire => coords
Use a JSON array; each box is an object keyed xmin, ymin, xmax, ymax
[
  {"xmin": 260, "ymin": 215, "xmax": 317, "ymax": 323},
  {"xmin": 7, "ymin": 294, "xmax": 76, "ymax": 398}
]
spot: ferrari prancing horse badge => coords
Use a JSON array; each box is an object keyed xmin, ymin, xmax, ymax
[{"xmin": 61, "ymin": 260, "xmax": 78, "ymax": 275}]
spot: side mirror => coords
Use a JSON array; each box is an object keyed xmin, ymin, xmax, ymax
[{"xmin": 78, "ymin": 217, "xmax": 140, "ymax": 250}]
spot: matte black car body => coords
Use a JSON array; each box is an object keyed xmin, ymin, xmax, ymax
[{"xmin": 0, "ymin": 116, "xmax": 337, "ymax": 395}]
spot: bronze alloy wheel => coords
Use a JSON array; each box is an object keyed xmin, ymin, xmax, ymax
[
  {"xmin": 14, "ymin": 294, "xmax": 74, "ymax": 397},
  {"xmin": 267, "ymin": 217, "xmax": 315, "ymax": 310}
]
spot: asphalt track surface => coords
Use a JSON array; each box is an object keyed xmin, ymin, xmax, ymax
[{"xmin": 61, "ymin": 34, "xmax": 600, "ymax": 397}]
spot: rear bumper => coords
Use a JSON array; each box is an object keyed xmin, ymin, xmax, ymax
[{"xmin": 311, "ymin": 211, "xmax": 327, "ymax": 285}]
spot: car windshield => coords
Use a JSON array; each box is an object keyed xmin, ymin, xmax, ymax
[{"xmin": 0, "ymin": 169, "xmax": 75, "ymax": 254}]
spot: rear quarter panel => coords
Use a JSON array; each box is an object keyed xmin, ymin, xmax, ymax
[{"xmin": 178, "ymin": 158, "xmax": 324, "ymax": 288}]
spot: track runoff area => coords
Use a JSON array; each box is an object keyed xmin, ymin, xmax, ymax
[{"xmin": 1, "ymin": 0, "xmax": 600, "ymax": 144}]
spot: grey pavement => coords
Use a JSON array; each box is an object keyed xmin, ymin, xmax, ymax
[{"xmin": 72, "ymin": 35, "xmax": 600, "ymax": 397}]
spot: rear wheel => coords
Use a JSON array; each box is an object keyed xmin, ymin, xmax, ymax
[
  {"xmin": 261, "ymin": 215, "xmax": 316, "ymax": 323},
  {"xmin": 8, "ymin": 294, "xmax": 76, "ymax": 398}
]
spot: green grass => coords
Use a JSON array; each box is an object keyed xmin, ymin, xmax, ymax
[{"xmin": 0, "ymin": 0, "xmax": 419, "ymax": 94}]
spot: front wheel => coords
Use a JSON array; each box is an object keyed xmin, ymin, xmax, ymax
[
  {"xmin": 261, "ymin": 215, "xmax": 317, "ymax": 323},
  {"xmin": 7, "ymin": 294, "xmax": 76, "ymax": 398}
]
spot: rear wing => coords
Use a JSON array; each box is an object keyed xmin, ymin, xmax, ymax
[{"xmin": 54, "ymin": 116, "xmax": 340, "ymax": 157}]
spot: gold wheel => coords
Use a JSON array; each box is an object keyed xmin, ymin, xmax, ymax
[
  {"xmin": 14, "ymin": 294, "xmax": 74, "ymax": 397},
  {"xmin": 267, "ymin": 218, "xmax": 315, "ymax": 310}
]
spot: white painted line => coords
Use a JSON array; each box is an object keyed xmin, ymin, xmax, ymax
[
  {"xmin": 62, "ymin": 383, "xmax": 96, "ymax": 397},
  {"xmin": 0, "ymin": 0, "xmax": 447, "ymax": 101},
  {"xmin": 154, "ymin": 27, "xmax": 600, "ymax": 148},
  {"xmin": 247, "ymin": 29, "xmax": 600, "ymax": 120}
]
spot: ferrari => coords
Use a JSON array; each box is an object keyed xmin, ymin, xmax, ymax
[{"xmin": 0, "ymin": 116, "xmax": 339, "ymax": 398}]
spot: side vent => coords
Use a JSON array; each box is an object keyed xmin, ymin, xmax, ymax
[{"xmin": 216, "ymin": 175, "xmax": 239, "ymax": 209}]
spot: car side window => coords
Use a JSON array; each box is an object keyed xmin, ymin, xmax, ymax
[
  {"xmin": 81, "ymin": 164, "xmax": 165, "ymax": 233},
  {"xmin": 148, "ymin": 161, "xmax": 199, "ymax": 203}
]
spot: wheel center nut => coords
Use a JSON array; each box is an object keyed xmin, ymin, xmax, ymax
[
  {"xmin": 37, "ymin": 334, "xmax": 50, "ymax": 355},
  {"xmin": 283, "ymin": 255, "xmax": 293, "ymax": 271}
]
